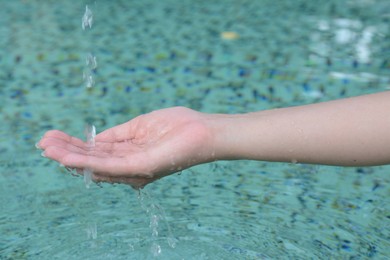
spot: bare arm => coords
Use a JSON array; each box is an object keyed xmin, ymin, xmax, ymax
[
  {"xmin": 209, "ymin": 91, "xmax": 390, "ymax": 166},
  {"xmin": 39, "ymin": 91, "xmax": 390, "ymax": 187}
]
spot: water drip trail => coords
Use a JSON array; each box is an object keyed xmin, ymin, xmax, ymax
[{"xmin": 137, "ymin": 189, "xmax": 177, "ymax": 257}]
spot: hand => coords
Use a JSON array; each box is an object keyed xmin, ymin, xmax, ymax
[{"xmin": 38, "ymin": 107, "xmax": 215, "ymax": 188}]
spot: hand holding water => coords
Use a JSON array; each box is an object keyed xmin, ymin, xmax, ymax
[{"xmin": 38, "ymin": 107, "xmax": 215, "ymax": 188}]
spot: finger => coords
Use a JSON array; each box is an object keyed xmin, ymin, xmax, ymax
[
  {"xmin": 62, "ymin": 166, "xmax": 152, "ymax": 189},
  {"xmin": 41, "ymin": 134, "xmax": 140, "ymax": 158},
  {"xmin": 43, "ymin": 145, "xmax": 152, "ymax": 178},
  {"xmin": 40, "ymin": 130, "xmax": 85, "ymax": 148},
  {"xmin": 39, "ymin": 136, "xmax": 87, "ymax": 153},
  {"xmin": 95, "ymin": 117, "xmax": 139, "ymax": 143},
  {"xmin": 41, "ymin": 136, "xmax": 117, "ymax": 157},
  {"xmin": 94, "ymin": 140, "xmax": 145, "ymax": 156}
]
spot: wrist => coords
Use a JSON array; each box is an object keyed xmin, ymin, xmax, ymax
[{"xmin": 205, "ymin": 113, "xmax": 249, "ymax": 161}]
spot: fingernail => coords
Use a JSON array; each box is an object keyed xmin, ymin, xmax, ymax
[
  {"xmin": 59, "ymin": 163, "xmax": 65, "ymax": 167},
  {"xmin": 41, "ymin": 151, "xmax": 46, "ymax": 158},
  {"xmin": 35, "ymin": 142, "xmax": 42, "ymax": 149}
]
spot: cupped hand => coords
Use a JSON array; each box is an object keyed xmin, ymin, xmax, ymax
[{"xmin": 38, "ymin": 107, "xmax": 216, "ymax": 188}]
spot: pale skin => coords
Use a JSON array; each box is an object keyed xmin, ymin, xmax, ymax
[{"xmin": 38, "ymin": 91, "xmax": 390, "ymax": 188}]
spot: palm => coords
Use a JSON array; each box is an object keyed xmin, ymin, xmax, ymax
[{"xmin": 39, "ymin": 107, "xmax": 213, "ymax": 188}]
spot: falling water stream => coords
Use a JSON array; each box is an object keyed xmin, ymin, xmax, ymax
[
  {"xmin": 81, "ymin": 4, "xmax": 98, "ymax": 242},
  {"xmin": 80, "ymin": 4, "xmax": 175, "ymax": 256},
  {"xmin": 81, "ymin": 4, "xmax": 97, "ymax": 190}
]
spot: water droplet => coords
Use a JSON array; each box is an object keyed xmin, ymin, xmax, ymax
[
  {"xmin": 83, "ymin": 69, "xmax": 95, "ymax": 88},
  {"xmin": 82, "ymin": 5, "xmax": 93, "ymax": 30},
  {"xmin": 167, "ymin": 237, "xmax": 177, "ymax": 248},
  {"xmin": 86, "ymin": 53, "xmax": 97, "ymax": 69},
  {"xmin": 83, "ymin": 168, "xmax": 93, "ymax": 189},
  {"xmin": 85, "ymin": 124, "xmax": 96, "ymax": 148},
  {"xmin": 83, "ymin": 124, "xmax": 96, "ymax": 188},
  {"xmin": 86, "ymin": 222, "xmax": 97, "ymax": 239},
  {"xmin": 151, "ymin": 242, "xmax": 161, "ymax": 257}
]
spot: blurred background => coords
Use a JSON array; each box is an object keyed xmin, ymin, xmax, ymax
[{"xmin": 0, "ymin": 0, "xmax": 389, "ymax": 259}]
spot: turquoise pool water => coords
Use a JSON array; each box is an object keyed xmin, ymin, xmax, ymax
[{"xmin": 1, "ymin": 0, "xmax": 389, "ymax": 259}]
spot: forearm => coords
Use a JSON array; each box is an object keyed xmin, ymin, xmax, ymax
[{"xmin": 208, "ymin": 92, "xmax": 390, "ymax": 166}]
